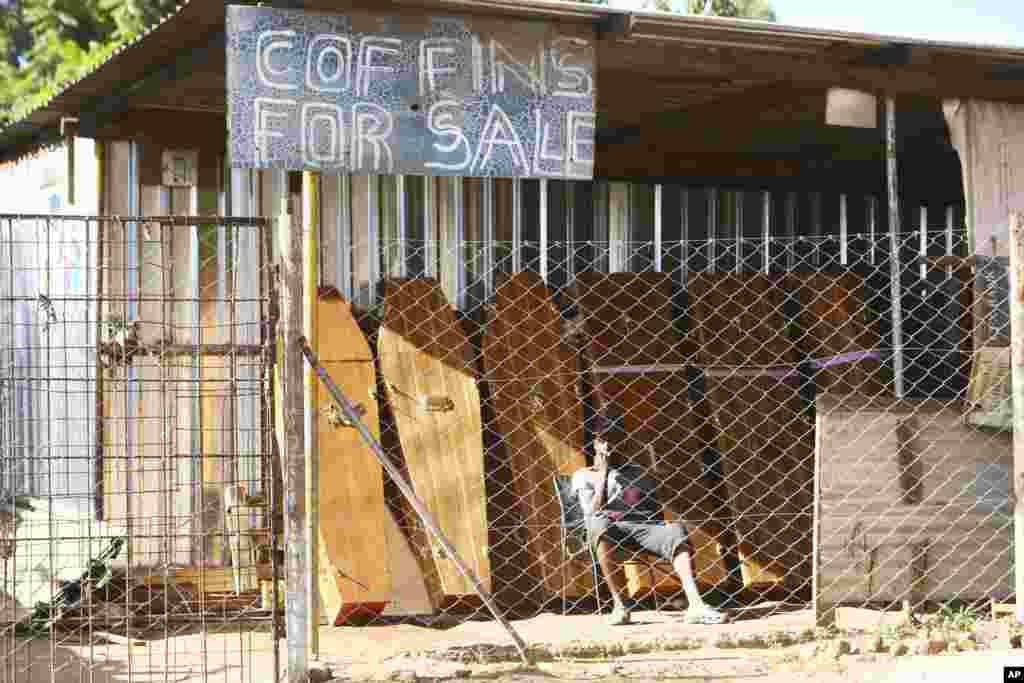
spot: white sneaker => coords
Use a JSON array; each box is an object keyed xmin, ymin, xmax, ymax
[{"xmin": 685, "ymin": 605, "xmax": 726, "ymax": 625}]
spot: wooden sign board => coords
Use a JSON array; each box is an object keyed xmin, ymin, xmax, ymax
[{"xmin": 226, "ymin": 5, "xmax": 596, "ymax": 178}]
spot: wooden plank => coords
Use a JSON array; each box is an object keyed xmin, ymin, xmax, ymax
[
  {"xmin": 817, "ymin": 396, "xmax": 1013, "ymax": 509},
  {"xmin": 817, "ymin": 510, "xmax": 1012, "ymax": 604},
  {"xmin": 567, "ymin": 272, "xmax": 733, "ymax": 596},
  {"xmin": 482, "ymin": 272, "xmax": 590, "ymax": 598},
  {"xmin": 815, "ymin": 393, "xmax": 1014, "ymax": 606},
  {"xmin": 687, "ymin": 272, "xmax": 798, "ymax": 368},
  {"xmin": 317, "ymin": 295, "xmax": 436, "ymax": 620},
  {"xmin": 377, "ymin": 279, "xmax": 490, "ymax": 595},
  {"xmin": 786, "ymin": 272, "xmax": 886, "ymax": 395}
]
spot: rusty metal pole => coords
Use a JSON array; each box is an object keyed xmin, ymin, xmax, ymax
[
  {"xmin": 1009, "ymin": 211, "xmax": 1024, "ymax": 624},
  {"xmin": 279, "ymin": 209, "xmax": 308, "ymax": 682}
]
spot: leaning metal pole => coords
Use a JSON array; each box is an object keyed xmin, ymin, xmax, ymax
[
  {"xmin": 279, "ymin": 214, "xmax": 309, "ymax": 683},
  {"xmin": 1009, "ymin": 211, "xmax": 1024, "ymax": 625},
  {"xmin": 299, "ymin": 337, "xmax": 534, "ymax": 666}
]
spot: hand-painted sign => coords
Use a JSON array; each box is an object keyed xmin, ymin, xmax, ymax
[{"xmin": 226, "ymin": 6, "xmax": 596, "ymax": 178}]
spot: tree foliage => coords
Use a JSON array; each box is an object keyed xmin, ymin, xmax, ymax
[
  {"xmin": 575, "ymin": 0, "xmax": 776, "ymax": 21},
  {"xmin": 0, "ymin": 0, "xmax": 177, "ymax": 126}
]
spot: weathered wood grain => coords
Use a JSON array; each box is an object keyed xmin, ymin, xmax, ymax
[
  {"xmin": 317, "ymin": 296, "xmax": 436, "ymax": 620},
  {"xmin": 482, "ymin": 272, "xmax": 590, "ymax": 598},
  {"xmin": 377, "ymin": 279, "xmax": 490, "ymax": 595}
]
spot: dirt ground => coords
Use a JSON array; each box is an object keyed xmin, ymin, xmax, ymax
[{"xmin": 4, "ymin": 605, "xmax": 1024, "ymax": 682}]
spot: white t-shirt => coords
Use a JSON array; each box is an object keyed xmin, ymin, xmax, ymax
[{"xmin": 570, "ymin": 465, "xmax": 658, "ymax": 521}]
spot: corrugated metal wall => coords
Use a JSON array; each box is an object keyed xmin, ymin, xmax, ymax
[{"xmin": 307, "ymin": 175, "xmax": 964, "ymax": 311}]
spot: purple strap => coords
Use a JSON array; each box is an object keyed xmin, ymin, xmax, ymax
[{"xmin": 762, "ymin": 349, "xmax": 882, "ymax": 382}]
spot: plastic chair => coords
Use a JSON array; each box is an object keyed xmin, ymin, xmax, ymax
[{"xmin": 552, "ymin": 474, "xmax": 676, "ymax": 615}]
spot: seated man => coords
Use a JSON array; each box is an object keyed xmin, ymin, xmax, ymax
[{"xmin": 572, "ymin": 415, "xmax": 726, "ymax": 626}]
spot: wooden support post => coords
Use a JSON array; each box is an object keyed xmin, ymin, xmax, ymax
[
  {"xmin": 302, "ymin": 171, "xmax": 320, "ymax": 656},
  {"xmin": 279, "ymin": 208, "xmax": 308, "ymax": 683},
  {"xmin": 1008, "ymin": 211, "xmax": 1024, "ymax": 624}
]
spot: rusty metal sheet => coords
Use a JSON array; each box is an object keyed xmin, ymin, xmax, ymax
[{"xmin": 226, "ymin": 5, "xmax": 595, "ymax": 178}]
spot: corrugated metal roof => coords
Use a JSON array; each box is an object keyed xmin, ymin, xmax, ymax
[{"xmin": 2, "ymin": 0, "xmax": 1024, "ymax": 161}]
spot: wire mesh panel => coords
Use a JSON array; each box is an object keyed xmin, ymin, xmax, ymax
[
  {"xmin": 0, "ymin": 214, "xmax": 279, "ymax": 683},
  {"xmin": 0, "ymin": 200, "xmax": 1011, "ymax": 675},
  {"xmin": 312, "ymin": 221, "xmax": 1012, "ymax": 631}
]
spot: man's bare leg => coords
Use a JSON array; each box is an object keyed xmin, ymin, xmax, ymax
[
  {"xmin": 671, "ymin": 549, "xmax": 706, "ymax": 608},
  {"xmin": 595, "ymin": 539, "xmax": 631, "ymax": 624},
  {"xmin": 672, "ymin": 549, "xmax": 725, "ymax": 624}
]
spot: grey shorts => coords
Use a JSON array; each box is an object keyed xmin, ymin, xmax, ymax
[{"xmin": 587, "ymin": 515, "xmax": 690, "ymax": 561}]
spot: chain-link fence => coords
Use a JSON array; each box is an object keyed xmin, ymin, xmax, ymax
[
  {"xmin": 314, "ymin": 223, "xmax": 1011, "ymax": 630},
  {"xmin": 0, "ymin": 206, "xmax": 1013, "ymax": 679},
  {"xmin": 0, "ymin": 214, "xmax": 280, "ymax": 683}
]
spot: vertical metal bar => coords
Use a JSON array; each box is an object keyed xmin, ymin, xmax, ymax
[
  {"xmin": 395, "ymin": 175, "xmax": 408, "ymax": 278},
  {"xmin": 707, "ymin": 187, "xmax": 718, "ymax": 273},
  {"xmin": 920, "ymin": 206, "xmax": 928, "ymax": 280},
  {"xmin": 607, "ymin": 182, "xmax": 628, "ymax": 273},
  {"xmin": 886, "ymin": 97, "xmax": 905, "ymax": 399},
  {"xmin": 839, "ymin": 194, "xmax": 849, "ymax": 266},
  {"xmin": 424, "ymin": 177, "xmax": 437, "ymax": 279},
  {"xmin": 946, "ymin": 205, "xmax": 955, "ymax": 279},
  {"xmin": 510, "ymin": 179, "xmax": 523, "ymax": 273},
  {"xmin": 868, "ymin": 195, "xmax": 878, "ymax": 267},
  {"xmin": 786, "ymin": 191, "xmax": 797, "ymax": 271},
  {"xmin": 44, "ymin": 216, "xmax": 57, "ymax": 683},
  {"xmin": 811, "ymin": 191, "xmax": 822, "ymax": 268},
  {"xmin": 762, "ymin": 190, "xmax": 772, "ymax": 274},
  {"xmin": 539, "ymin": 178, "xmax": 548, "ymax": 283},
  {"xmin": 734, "ymin": 190, "xmax": 743, "ymax": 274},
  {"xmin": 337, "ymin": 174, "xmax": 353, "ymax": 299},
  {"xmin": 93, "ymin": 143, "xmax": 106, "ymax": 520},
  {"xmin": 653, "ymin": 184, "xmax": 663, "ymax": 273},
  {"xmin": 280, "ymin": 208, "xmax": 309, "ymax": 683},
  {"xmin": 261, "ymin": 214, "xmax": 281, "ymax": 683},
  {"xmin": 566, "ymin": 181, "xmax": 577, "ymax": 283},
  {"xmin": 302, "ymin": 171, "xmax": 320, "ymax": 658},
  {"xmin": 482, "ymin": 178, "xmax": 495, "ymax": 300},
  {"xmin": 366, "ymin": 176, "xmax": 380, "ymax": 307},
  {"xmin": 679, "ymin": 187, "xmax": 690, "ymax": 285},
  {"xmin": 452, "ymin": 178, "xmax": 466, "ymax": 307}
]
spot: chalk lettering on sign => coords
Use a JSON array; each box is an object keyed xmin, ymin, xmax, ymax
[
  {"xmin": 425, "ymin": 100, "xmax": 472, "ymax": 171},
  {"xmin": 255, "ymin": 97, "xmax": 296, "ymax": 163},
  {"xmin": 552, "ymin": 37, "xmax": 593, "ymax": 98},
  {"xmin": 302, "ymin": 102, "xmax": 345, "ymax": 167},
  {"xmin": 228, "ymin": 6, "xmax": 595, "ymax": 177},
  {"xmin": 569, "ymin": 111, "xmax": 595, "ymax": 169},
  {"xmin": 356, "ymin": 36, "xmax": 403, "ymax": 97},
  {"xmin": 352, "ymin": 102, "xmax": 394, "ymax": 172},
  {"xmin": 257, "ymin": 31, "xmax": 298, "ymax": 90},
  {"xmin": 306, "ymin": 34, "xmax": 352, "ymax": 93},
  {"xmin": 490, "ymin": 39, "xmax": 544, "ymax": 96},
  {"xmin": 532, "ymin": 108, "xmax": 564, "ymax": 177},
  {"xmin": 419, "ymin": 38, "xmax": 460, "ymax": 95},
  {"xmin": 472, "ymin": 104, "xmax": 529, "ymax": 174}
]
